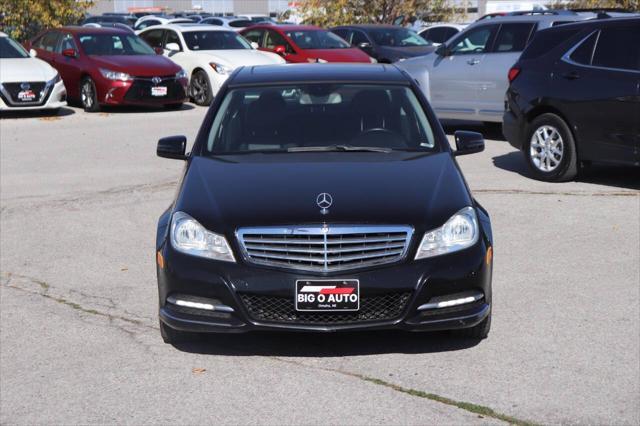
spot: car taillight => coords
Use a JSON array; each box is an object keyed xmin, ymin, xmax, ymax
[{"xmin": 508, "ymin": 67, "xmax": 521, "ymax": 83}]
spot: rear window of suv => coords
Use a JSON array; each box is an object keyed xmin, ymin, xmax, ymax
[{"xmin": 520, "ymin": 26, "xmax": 583, "ymax": 60}]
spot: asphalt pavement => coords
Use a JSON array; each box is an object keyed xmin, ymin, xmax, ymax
[{"xmin": 1, "ymin": 105, "xmax": 638, "ymax": 425}]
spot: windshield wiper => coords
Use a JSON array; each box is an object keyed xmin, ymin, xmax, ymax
[{"xmin": 287, "ymin": 145, "xmax": 392, "ymax": 153}]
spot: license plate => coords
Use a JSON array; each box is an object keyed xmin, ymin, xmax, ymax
[
  {"xmin": 151, "ymin": 86, "xmax": 167, "ymax": 97},
  {"xmin": 296, "ymin": 280, "xmax": 359, "ymax": 312},
  {"xmin": 17, "ymin": 90, "xmax": 36, "ymax": 101}
]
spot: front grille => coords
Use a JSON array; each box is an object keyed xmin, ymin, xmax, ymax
[
  {"xmin": 123, "ymin": 76, "xmax": 185, "ymax": 103},
  {"xmin": 0, "ymin": 81, "xmax": 50, "ymax": 106},
  {"xmin": 237, "ymin": 225, "xmax": 413, "ymax": 272},
  {"xmin": 240, "ymin": 292, "xmax": 412, "ymax": 324}
]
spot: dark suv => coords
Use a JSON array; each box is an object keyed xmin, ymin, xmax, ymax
[{"xmin": 503, "ymin": 17, "xmax": 640, "ymax": 181}]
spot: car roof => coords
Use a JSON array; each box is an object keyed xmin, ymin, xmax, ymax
[
  {"xmin": 229, "ymin": 64, "xmax": 410, "ymax": 86},
  {"xmin": 536, "ymin": 15, "xmax": 640, "ymax": 32},
  {"xmin": 161, "ymin": 23, "xmax": 232, "ymax": 32},
  {"xmin": 249, "ymin": 24, "xmax": 321, "ymax": 31},
  {"xmin": 333, "ymin": 24, "xmax": 404, "ymax": 29},
  {"xmin": 62, "ymin": 26, "xmax": 132, "ymax": 35},
  {"xmin": 469, "ymin": 14, "xmax": 590, "ymax": 26}
]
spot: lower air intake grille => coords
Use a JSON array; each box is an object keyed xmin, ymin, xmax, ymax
[{"xmin": 240, "ymin": 292, "xmax": 412, "ymax": 324}]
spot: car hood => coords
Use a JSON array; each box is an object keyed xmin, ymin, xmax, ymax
[
  {"xmin": 0, "ymin": 57, "xmax": 57, "ymax": 82},
  {"xmin": 193, "ymin": 49, "xmax": 285, "ymax": 67},
  {"xmin": 175, "ymin": 152, "xmax": 472, "ymax": 236},
  {"xmin": 89, "ymin": 54, "xmax": 180, "ymax": 77},
  {"xmin": 306, "ymin": 48, "xmax": 372, "ymax": 63},
  {"xmin": 378, "ymin": 45, "xmax": 436, "ymax": 61}
]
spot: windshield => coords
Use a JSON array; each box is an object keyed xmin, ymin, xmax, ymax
[
  {"xmin": 369, "ymin": 28, "xmax": 430, "ymax": 47},
  {"xmin": 79, "ymin": 34, "xmax": 155, "ymax": 55},
  {"xmin": 285, "ymin": 30, "xmax": 351, "ymax": 49},
  {"xmin": 183, "ymin": 31, "xmax": 251, "ymax": 50},
  {"xmin": 206, "ymin": 84, "xmax": 436, "ymax": 155},
  {"xmin": 0, "ymin": 37, "xmax": 29, "ymax": 58}
]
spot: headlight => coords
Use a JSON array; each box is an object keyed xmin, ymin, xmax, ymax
[
  {"xmin": 48, "ymin": 73, "xmax": 61, "ymax": 85},
  {"xmin": 175, "ymin": 68, "xmax": 188, "ymax": 79},
  {"xmin": 369, "ymin": 56, "xmax": 378, "ymax": 63},
  {"xmin": 170, "ymin": 211, "xmax": 235, "ymax": 262},
  {"xmin": 415, "ymin": 207, "xmax": 479, "ymax": 260},
  {"xmin": 99, "ymin": 68, "xmax": 131, "ymax": 81},
  {"xmin": 209, "ymin": 62, "xmax": 231, "ymax": 75}
]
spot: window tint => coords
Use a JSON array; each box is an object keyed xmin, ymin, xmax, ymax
[
  {"xmin": 569, "ymin": 31, "xmax": 597, "ymax": 65},
  {"xmin": 135, "ymin": 19, "xmax": 160, "ymax": 30},
  {"xmin": 58, "ymin": 33, "xmax": 77, "ymax": 53},
  {"xmin": 351, "ymin": 30, "xmax": 369, "ymax": 45},
  {"xmin": 423, "ymin": 27, "xmax": 458, "ymax": 44},
  {"xmin": 449, "ymin": 25, "xmax": 495, "ymax": 55},
  {"xmin": 493, "ymin": 23, "xmax": 535, "ymax": 52},
  {"xmin": 140, "ymin": 29, "xmax": 164, "ymax": 49},
  {"xmin": 520, "ymin": 26, "xmax": 582, "ymax": 60},
  {"xmin": 331, "ymin": 28, "xmax": 349, "ymax": 41},
  {"xmin": 243, "ymin": 29, "xmax": 264, "ymax": 45},
  {"xmin": 592, "ymin": 26, "xmax": 640, "ymax": 71},
  {"xmin": 165, "ymin": 30, "xmax": 181, "ymax": 50},
  {"xmin": 183, "ymin": 31, "xmax": 251, "ymax": 50},
  {"xmin": 229, "ymin": 19, "xmax": 253, "ymax": 28},
  {"xmin": 0, "ymin": 36, "xmax": 29, "ymax": 58},
  {"xmin": 265, "ymin": 30, "xmax": 290, "ymax": 51},
  {"xmin": 35, "ymin": 31, "xmax": 61, "ymax": 52}
]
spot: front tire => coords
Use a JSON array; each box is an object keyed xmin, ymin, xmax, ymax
[
  {"xmin": 524, "ymin": 113, "xmax": 577, "ymax": 182},
  {"xmin": 189, "ymin": 70, "xmax": 213, "ymax": 106},
  {"xmin": 80, "ymin": 77, "xmax": 99, "ymax": 112}
]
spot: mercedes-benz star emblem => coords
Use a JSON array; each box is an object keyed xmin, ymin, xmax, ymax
[
  {"xmin": 151, "ymin": 76, "xmax": 162, "ymax": 85},
  {"xmin": 316, "ymin": 193, "xmax": 333, "ymax": 215},
  {"xmin": 20, "ymin": 83, "xmax": 30, "ymax": 90}
]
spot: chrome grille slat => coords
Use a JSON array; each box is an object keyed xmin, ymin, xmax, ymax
[{"xmin": 237, "ymin": 225, "xmax": 413, "ymax": 272}]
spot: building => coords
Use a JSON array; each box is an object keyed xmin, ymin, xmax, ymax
[{"xmin": 88, "ymin": 0, "xmax": 293, "ymax": 16}]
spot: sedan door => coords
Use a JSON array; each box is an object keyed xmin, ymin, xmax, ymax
[
  {"xmin": 428, "ymin": 24, "xmax": 498, "ymax": 120},
  {"xmin": 51, "ymin": 32, "xmax": 83, "ymax": 99},
  {"xmin": 31, "ymin": 31, "xmax": 62, "ymax": 65},
  {"xmin": 554, "ymin": 25, "xmax": 640, "ymax": 165},
  {"xmin": 474, "ymin": 22, "xmax": 536, "ymax": 121}
]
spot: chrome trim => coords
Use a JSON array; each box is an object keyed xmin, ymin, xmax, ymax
[
  {"xmin": 561, "ymin": 30, "xmax": 640, "ymax": 75},
  {"xmin": 236, "ymin": 225, "xmax": 414, "ymax": 273},
  {"xmin": 133, "ymin": 75, "xmax": 176, "ymax": 82},
  {"xmin": 417, "ymin": 291, "xmax": 484, "ymax": 311},
  {"xmin": 0, "ymin": 79, "xmax": 54, "ymax": 106}
]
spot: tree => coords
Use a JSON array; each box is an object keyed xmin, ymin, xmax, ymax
[
  {"xmin": 298, "ymin": 0, "xmax": 464, "ymax": 27},
  {"xmin": 0, "ymin": 0, "xmax": 94, "ymax": 41},
  {"xmin": 549, "ymin": 0, "xmax": 639, "ymax": 10}
]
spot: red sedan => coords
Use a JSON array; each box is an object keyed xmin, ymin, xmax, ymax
[
  {"xmin": 27, "ymin": 27, "xmax": 188, "ymax": 111},
  {"xmin": 240, "ymin": 25, "xmax": 374, "ymax": 63}
]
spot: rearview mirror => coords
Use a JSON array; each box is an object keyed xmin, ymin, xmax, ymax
[
  {"xmin": 62, "ymin": 48, "xmax": 77, "ymax": 58},
  {"xmin": 166, "ymin": 42, "xmax": 180, "ymax": 52},
  {"xmin": 29, "ymin": 48, "xmax": 37, "ymax": 57},
  {"xmin": 157, "ymin": 135, "xmax": 187, "ymax": 160},
  {"xmin": 454, "ymin": 131, "xmax": 484, "ymax": 156},
  {"xmin": 274, "ymin": 45, "xmax": 287, "ymax": 56}
]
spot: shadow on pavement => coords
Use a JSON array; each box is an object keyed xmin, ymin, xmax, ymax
[
  {"xmin": 493, "ymin": 151, "xmax": 640, "ymax": 191},
  {"xmin": 97, "ymin": 103, "xmax": 197, "ymax": 114},
  {"xmin": 0, "ymin": 106, "xmax": 75, "ymax": 119},
  {"xmin": 440, "ymin": 120, "xmax": 506, "ymax": 142},
  {"xmin": 173, "ymin": 330, "xmax": 482, "ymax": 356}
]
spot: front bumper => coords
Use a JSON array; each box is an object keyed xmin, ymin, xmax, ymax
[
  {"xmin": 0, "ymin": 80, "xmax": 66, "ymax": 111},
  {"xmin": 157, "ymin": 239, "xmax": 493, "ymax": 333},
  {"xmin": 100, "ymin": 77, "xmax": 188, "ymax": 106}
]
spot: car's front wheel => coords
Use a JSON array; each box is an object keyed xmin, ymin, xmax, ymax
[
  {"xmin": 189, "ymin": 70, "xmax": 213, "ymax": 106},
  {"xmin": 524, "ymin": 113, "xmax": 577, "ymax": 182},
  {"xmin": 80, "ymin": 77, "xmax": 100, "ymax": 112}
]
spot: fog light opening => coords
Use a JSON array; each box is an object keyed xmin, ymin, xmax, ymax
[
  {"xmin": 417, "ymin": 291, "xmax": 484, "ymax": 311},
  {"xmin": 167, "ymin": 294, "xmax": 234, "ymax": 313}
]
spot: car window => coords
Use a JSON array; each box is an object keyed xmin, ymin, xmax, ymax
[
  {"xmin": 0, "ymin": 36, "xmax": 30, "ymax": 58},
  {"xmin": 79, "ymin": 34, "xmax": 155, "ymax": 55},
  {"xmin": 331, "ymin": 28, "xmax": 349, "ymax": 41},
  {"xmin": 521, "ymin": 26, "xmax": 582, "ymax": 60},
  {"xmin": 592, "ymin": 25, "xmax": 640, "ymax": 71},
  {"xmin": 243, "ymin": 29, "xmax": 264, "ymax": 45},
  {"xmin": 205, "ymin": 84, "xmax": 437, "ymax": 154},
  {"xmin": 422, "ymin": 27, "xmax": 458, "ymax": 44},
  {"xmin": 368, "ymin": 28, "xmax": 429, "ymax": 47},
  {"xmin": 165, "ymin": 30, "xmax": 182, "ymax": 50},
  {"xmin": 265, "ymin": 30, "xmax": 293, "ymax": 52},
  {"xmin": 449, "ymin": 25, "xmax": 496, "ymax": 55},
  {"xmin": 229, "ymin": 19, "xmax": 253, "ymax": 28},
  {"xmin": 182, "ymin": 31, "xmax": 251, "ymax": 50},
  {"xmin": 285, "ymin": 30, "xmax": 351, "ymax": 49},
  {"xmin": 568, "ymin": 31, "xmax": 597, "ymax": 65},
  {"xmin": 493, "ymin": 23, "xmax": 535, "ymax": 53},
  {"xmin": 35, "ymin": 31, "xmax": 61, "ymax": 52},
  {"xmin": 203, "ymin": 18, "xmax": 223, "ymax": 26},
  {"xmin": 140, "ymin": 29, "xmax": 164, "ymax": 49},
  {"xmin": 135, "ymin": 19, "xmax": 160, "ymax": 30},
  {"xmin": 57, "ymin": 33, "xmax": 78, "ymax": 53},
  {"xmin": 351, "ymin": 30, "xmax": 369, "ymax": 46}
]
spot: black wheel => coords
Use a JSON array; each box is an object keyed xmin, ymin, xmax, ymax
[
  {"xmin": 80, "ymin": 77, "xmax": 99, "ymax": 112},
  {"xmin": 524, "ymin": 113, "xmax": 577, "ymax": 182},
  {"xmin": 456, "ymin": 309, "xmax": 491, "ymax": 339},
  {"xmin": 159, "ymin": 319, "xmax": 197, "ymax": 344},
  {"xmin": 163, "ymin": 102, "xmax": 183, "ymax": 110},
  {"xmin": 189, "ymin": 70, "xmax": 213, "ymax": 106}
]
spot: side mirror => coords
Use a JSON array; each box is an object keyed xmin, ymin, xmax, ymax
[
  {"xmin": 157, "ymin": 135, "xmax": 187, "ymax": 160},
  {"xmin": 29, "ymin": 48, "xmax": 37, "ymax": 57},
  {"xmin": 165, "ymin": 42, "xmax": 180, "ymax": 52},
  {"xmin": 274, "ymin": 45, "xmax": 287, "ymax": 56},
  {"xmin": 436, "ymin": 44, "xmax": 449, "ymax": 57},
  {"xmin": 454, "ymin": 131, "xmax": 484, "ymax": 156},
  {"xmin": 154, "ymin": 46, "xmax": 164, "ymax": 55},
  {"xmin": 250, "ymin": 41, "xmax": 259, "ymax": 49},
  {"xmin": 62, "ymin": 48, "xmax": 77, "ymax": 58}
]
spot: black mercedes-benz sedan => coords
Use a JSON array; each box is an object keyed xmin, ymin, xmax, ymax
[{"xmin": 155, "ymin": 64, "xmax": 493, "ymax": 344}]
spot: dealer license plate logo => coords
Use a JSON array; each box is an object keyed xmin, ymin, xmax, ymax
[
  {"xmin": 296, "ymin": 280, "xmax": 359, "ymax": 312},
  {"xmin": 18, "ymin": 90, "xmax": 36, "ymax": 101},
  {"xmin": 151, "ymin": 86, "xmax": 167, "ymax": 97}
]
